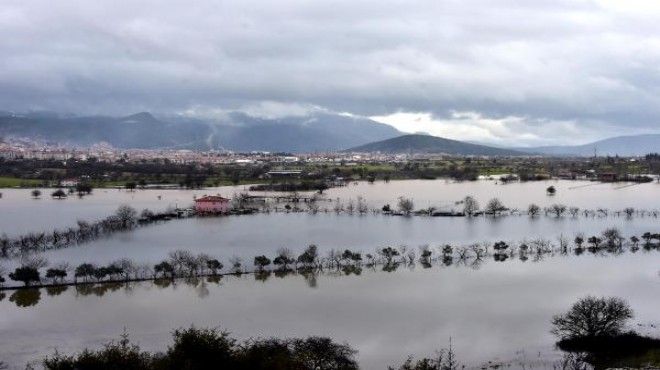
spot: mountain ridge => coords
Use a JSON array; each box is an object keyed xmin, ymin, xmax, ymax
[
  {"xmin": 516, "ymin": 134, "xmax": 660, "ymax": 156},
  {"xmin": 344, "ymin": 134, "xmax": 526, "ymax": 156},
  {"xmin": 0, "ymin": 111, "xmax": 402, "ymax": 152}
]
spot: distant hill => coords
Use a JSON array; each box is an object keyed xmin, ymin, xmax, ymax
[
  {"xmin": 516, "ymin": 134, "xmax": 660, "ymax": 156},
  {"xmin": 0, "ymin": 111, "xmax": 402, "ymax": 152},
  {"xmin": 344, "ymin": 134, "xmax": 526, "ymax": 156}
]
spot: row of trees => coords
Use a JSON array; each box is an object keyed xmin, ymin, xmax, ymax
[
  {"xmin": 259, "ymin": 194, "xmax": 660, "ymax": 220},
  {"xmin": 29, "ymin": 183, "xmax": 94, "ymax": 200},
  {"xmin": 0, "ymin": 205, "xmax": 168, "ymax": 258},
  {"xmin": 6, "ymin": 191, "xmax": 659, "ymax": 262},
  {"xmin": 3, "ymin": 227, "xmax": 657, "ymax": 288}
]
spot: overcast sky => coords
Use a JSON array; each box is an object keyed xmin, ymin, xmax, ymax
[{"xmin": 3, "ymin": 0, "xmax": 660, "ymax": 146}]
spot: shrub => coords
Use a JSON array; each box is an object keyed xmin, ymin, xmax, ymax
[{"xmin": 551, "ymin": 296, "xmax": 633, "ymax": 340}]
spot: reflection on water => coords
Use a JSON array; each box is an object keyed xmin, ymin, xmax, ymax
[
  {"xmin": 0, "ymin": 251, "xmax": 659, "ymax": 370},
  {"xmin": 45, "ymin": 285, "xmax": 68, "ymax": 297},
  {"xmin": 9, "ymin": 288, "xmax": 41, "ymax": 308},
  {"xmin": 2, "ymin": 180, "xmax": 660, "ymax": 369},
  {"xmin": 75, "ymin": 282, "xmax": 123, "ymax": 297},
  {"xmin": 2, "ymin": 239, "xmax": 658, "ymax": 308}
]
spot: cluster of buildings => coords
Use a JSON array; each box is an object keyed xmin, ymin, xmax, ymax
[{"xmin": 0, "ymin": 140, "xmax": 409, "ymax": 165}]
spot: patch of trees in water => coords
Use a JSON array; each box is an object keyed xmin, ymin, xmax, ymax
[
  {"xmin": 242, "ymin": 193, "xmax": 660, "ymax": 219},
  {"xmin": 22, "ymin": 325, "xmax": 469, "ymax": 370},
  {"xmin": 35, "ymin": 327, "xmax": 361, "ymax": 370},
  {"xmin": 4, "ymin": 193, "xmax": 660, "ymax": 259},
  {"xmin": 551, "ymin": 296, "xmax": 660, "ymax": 369},
  {"xmin": 2, "ymin": 226, "xmax": 659, "ymax": 299}
]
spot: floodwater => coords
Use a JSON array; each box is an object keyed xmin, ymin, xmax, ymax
[
  {"xmin": 0, "ymin": 179, "xmax": 659, "ymax": 236},
  {"xmin": 1, "ymin": 179, "xmax": 660, "ymax": 369}
]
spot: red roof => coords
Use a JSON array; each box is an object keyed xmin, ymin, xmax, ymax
[{"xmin": 195, "ymin": 195, "xmax": 230, "ymax": 202}]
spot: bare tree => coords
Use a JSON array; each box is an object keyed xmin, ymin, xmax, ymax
[
  {"xmin": 112, "ymin": 258, "xmax": 135, "ymax": 280},
  {"xmin": 169, "ymin": 250, "xmax": 196, "ymax": 276},
  {"xmin": 527, "ymin": 203, "xmax": 541, "ymax": 216},
  {"xmin": 345, "ymin": 199, "xmax": 355, "ymax": 214},
  {"xmin": 485, "ymin": 198, "xmax": 506, "ymax": 216},
  {"xmin": 623, "ymin": 207, "xmax": 635, "ymax": 218},
  {"xmin": 115, "ymin": 204, "xmax": 138, "ymax": 228},
  {"xmin": 356, "ymin": 196, "xmax": 369, "ymax": 214},
  {"xmin": 20, "ymin": 254, "xmax": 49, "ymax": 270},
  {"xmin": 397, "ymin": 196, "xmax": 414, "ymax": 215},
  {"xmin": 229, "ymin": 256, "xmax": 242, "ymax": 274},
  {"xmin": 557, "ymin": 234, "xmax": 569, "ymax": 253},
  {"xmin": 551, "ymin": 296, "xmax": 633, "ymax": 339},
  {"xmin": 549, "ymin": 204, "xmax": 567, "ymax": 217},
  {"xmin": 463, "ymin": 196, "xmax": 479, "ymax": 216},
  {"xmin": 333, "ymin": 198, "xmax": 344, "ymax": 213},
  {"xmin": 602, "ymin": 227, "xmax": 623, "ymax": 248},
  {"xmin": 0, "ymin": 263, "xmax": 6, "ymax": 286},
  {"xmin": 274, "ymin": 247, "xmax": 295, "ymax": 270}
]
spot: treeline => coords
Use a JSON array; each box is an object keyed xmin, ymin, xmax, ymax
[
  {"xmin": 28, "ymin": 325, "xmax": 466, "ymax": 370},
  {"xmin": 3, "ymin": 195, "xmax": 660, "ymax": 262},
  {"xmin": 36, "ymin": 326, "xmax": 360, "ymax": 370},
  {"xmin": 0, "ymin": 205, "xmax": 177, "ymax": 258},
  {"xmin": 271, "ymin": 194, "xmax": 660, "ymax": 220},
  {"xmin": 2, "ymin": 227, "xmax": 658, "ymax": 290},
  {"xmin": 0, "ymin": 158, "xmax": 267, "ymax": 187}
]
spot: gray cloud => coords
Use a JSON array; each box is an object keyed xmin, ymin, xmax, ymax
[{"xmin": 2, "ymin": 0, "xmax": 660, "ymax": 144}]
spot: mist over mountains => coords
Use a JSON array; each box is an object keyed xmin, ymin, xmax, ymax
[
  {"xmin": 1, "ymin": 110, "xmax": 658, "ymax": 156},
  {"xmin": 0, "ymin": 111, "xmax": 401, "ymax": 152},
  {"xmin": 514, "ymin": 134, "xmax": 660, "ymax": 157}
]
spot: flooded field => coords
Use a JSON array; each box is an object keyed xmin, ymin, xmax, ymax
[{"xmin": 1, "ymin": 179, "xmax": 659, "ymax": 369}]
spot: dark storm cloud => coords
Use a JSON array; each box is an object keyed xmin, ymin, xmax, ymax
[{"xmin": 2, "ymin": 0, "xmax": 660, "ymax": 144}]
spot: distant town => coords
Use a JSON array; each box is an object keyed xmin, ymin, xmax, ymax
[
  {"xmin": 0, "ymin": 138, "xmax": 421, "ymax": 164},
  {"xmin": 1, "ymin": 138, "xmax": 659, "ymax": 190}
]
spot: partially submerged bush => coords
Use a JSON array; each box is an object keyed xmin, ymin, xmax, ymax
[
  {"xmin": 551, "ymin": 296, "xmax": 633, "ymax": 340},
  {"xmin": 42, "ymin": 327, "xmax": 359, "ymax": 370}
]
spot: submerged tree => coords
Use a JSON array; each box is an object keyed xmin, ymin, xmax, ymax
[
  {"xmin": 485, "ymin": 198, "xmax": 506, "ymax": 216},
  {"xmin": 549, "ymin": 204, "xmax": 567, "ymax": 217},
  {"xmin": 397, "ymin": 196, "xmax": 414, "ymax": 215},
  {"xmin": 253, "ymin": 255, "xmax": 271, "ymax": 272},
  {"xmin": 51, "ymin": 189, "xmax": 67, "ymax": 199},
  {"xmin": 206, "ymin": 259, "xmax": 223, "ymax": 275},
  {"xmin": 45, "ymin": 268, "xmax": 67, "ymax": 284},
  {"xmin": 527, "ymin": 203, "xmax": 541, "ymax": 216},
  {"xmin": 115, "ymin": 205, "xmax": 138, "ymax": 228},
  {"xmin": 297, "ymin": 244, "xmax": 319, "ymax": 268},
  {"xmin": 9, "ymin": 266, "xmax": 40, "ymax": 286},
  {"xmin": 551, "ymin": 296, "xmax": 633, "ymax": 340},
  {"xmin": 462, "ymin": 196, "xmax": 479, "ymax": 216},
  {"xmin": 273, "ymin": 248, "xmax": 295, "ymax": 270}
]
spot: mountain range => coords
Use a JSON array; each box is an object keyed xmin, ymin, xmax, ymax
[
  {"xmin": 0, "ymin": 111, "xmax": 401, "ymax": 152},
  {"xmin": 346, "ymin": 134, "xmax": 660, "ymax": 156},
  {"xmin": 514, "ymin": 134, "xmax": 660, "ymax": 156},
  {"xmin": 0, "ymin": 111, "xmax": 658, "ymax": 156}
]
